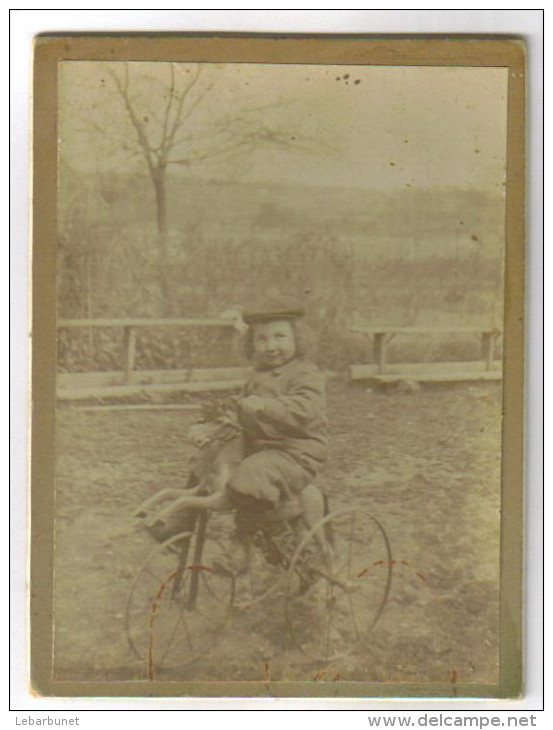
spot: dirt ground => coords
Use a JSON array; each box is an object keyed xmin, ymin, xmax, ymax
[{"xmin": 53, "ymin": 378, "xmax": 502, "ymax": 688}]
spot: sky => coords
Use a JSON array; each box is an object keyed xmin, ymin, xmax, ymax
[{"xmin": 59, "ymin": 61, "xmax": 508, "ymax": 192}]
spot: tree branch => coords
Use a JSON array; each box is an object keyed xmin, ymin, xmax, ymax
[
  {"xmin": 163, "ymin": 64, "xmax": 202, "ymax": 152},
  {"xmin": 160, "ymin": 63, "xmax": 176, "ymax": 151},
  {"xmin": 107, "ymin": 64, "xmax": 157, "ymax": 177},
  {"xmin": 169, "ymin": 135, "xmax": 266, "ymax": 166},
  {"xmin": 172, "ymin": 76, "xmax": 218, "ymax": 135}
]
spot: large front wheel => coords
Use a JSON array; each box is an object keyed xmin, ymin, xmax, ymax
[
  {"xmin": 125, "ymin": 519, "xmax": 235, "ymax": 674},
  {"xmin": 285, "ymin": 507, "xmax": 392, "ymax": 663}
]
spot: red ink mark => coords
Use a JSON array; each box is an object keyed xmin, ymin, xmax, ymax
[
  {"xmin": 392, "ymin": 559, "xmax": 429, "ymax": 584},
  {"xmin": 146, "ymin": 564, "xmax": 213, "ymax": 680},
  {"xmin": 147, "ymin": 568, "xmax": 183, "ymax": 681},
  {"xmin": 451, "ymin": 668, "xmax": 458, "ymax": 697},
  {"xmin": 314, "ymin": 663, "xmax": 338, "ymax": 681},
  {"xmin": 356, "ymin": 559, "xmax": 429, "ymax": 585}
]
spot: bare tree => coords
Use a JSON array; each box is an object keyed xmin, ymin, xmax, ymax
[{"xmin": 104, "ymin": 62, "xmax": 308, "ymax": 314}]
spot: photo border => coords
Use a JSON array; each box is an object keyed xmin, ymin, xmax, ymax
[{"xmin": 30, "ymin": 33, "xmax": 526, "ymax": 699}]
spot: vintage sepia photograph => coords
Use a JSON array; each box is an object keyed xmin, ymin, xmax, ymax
[{"xmin": 30, "ymin": 36, "xmax": 525, "ymax": 698}]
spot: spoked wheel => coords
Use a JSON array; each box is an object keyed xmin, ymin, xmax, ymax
[
  {"xmin": 285, "ymin": 507, "xmax": 392, "ymax": 663},
  {"xmin": 125, "ymin": 513, "xmax": 235, "ymax": 673}
]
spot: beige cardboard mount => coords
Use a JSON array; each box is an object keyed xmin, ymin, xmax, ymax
[{"xmin": 31, "ymin": 34, "xmax": 525, "ymax": 699}]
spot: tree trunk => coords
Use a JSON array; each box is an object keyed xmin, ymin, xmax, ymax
[
  {"xmin": 86, "ymin": 250, "xmax": 94, "ymax": 369},
  {"xmin": 152, "ymin": 168, "xmax": 173, "ymax": 316}
]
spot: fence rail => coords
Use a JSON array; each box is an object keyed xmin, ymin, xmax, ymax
[
  {"xmin": 57, "ymin": 317, "xmax": 239, "ymax": 395},
  {"xmin": 57, "ymin": 318, "xmax": 234, "ymax": 329},
  {"xmin": 349, "ymin": 324, "xmax": 503, "ymax": 383},
  {"xmin": 57, "ymin": 319, "xmax": 504, "ymax": 401}
]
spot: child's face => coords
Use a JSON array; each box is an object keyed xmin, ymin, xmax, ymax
[{"xmin": 252, "ymin": 319, "xmax": 296, "ymax": 368}]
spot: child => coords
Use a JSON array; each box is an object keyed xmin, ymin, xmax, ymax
[
  {"xmin": 206, "ymin": 294, "xmax": 328, "ymax": 574},
  {"xmin": 143, "ymin": 294, "xmax": 328, "ymax": 574},
  {"xmin": 227, "ymin": 294, "xmax": 327, "ymax": 518}
]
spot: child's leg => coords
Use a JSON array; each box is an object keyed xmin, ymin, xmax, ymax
[
  {"xmin": 227, "ymin": 451, "xmax": 297, "ymax": 502},
  {"xmin": 213, "ymin": 452, "xmax": 310, "ymax": 577},
  {"xmin": 300, "ymin": 483, "xmax": 325, "ymax": 529},
  {"xmin": 226, "ymin": 450, "xmax": 312, "ymax": 532}
]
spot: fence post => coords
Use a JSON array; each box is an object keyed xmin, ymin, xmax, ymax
[
  {"xmin": 374, "ymin": 332, "xmax": 387, "ymax": 374},
  {"xmin": 124, "ymin": 326, "xmax": 137, "ymax": 384},
  {"xmin": 481, "ymin": 332, "xmax": 494, "ymax": 371}
]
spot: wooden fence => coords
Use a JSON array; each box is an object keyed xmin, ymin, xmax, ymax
[
  {"xmin": 57, "ymin": 318, "xmax": 504, "ymax": 402},
  {"xmin": 349, "ymin": 325, "xmax": 503, "ymax": 383},
  {"xmin": 57, "ymin": 318, "xmax": 247, "ymax": 401}
]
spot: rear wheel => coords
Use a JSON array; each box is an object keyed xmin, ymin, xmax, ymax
[{"xmin": 285, "ymin": 507, "xmax": 392, "ymax": 663}]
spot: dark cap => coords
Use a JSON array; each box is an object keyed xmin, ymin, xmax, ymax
[{"xmin": 242, "ymin": 294, "xmax": 306, "ymax": 325}]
